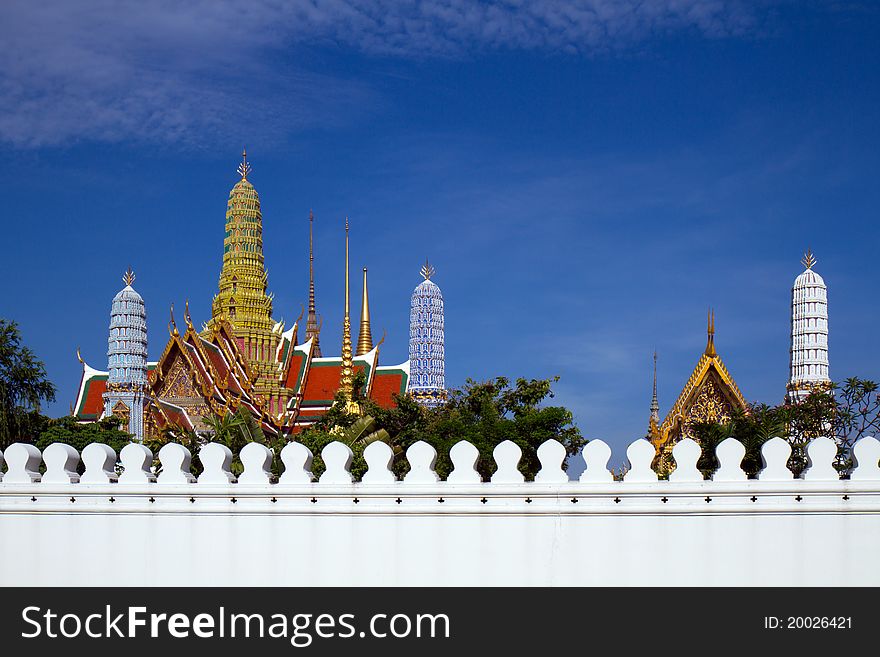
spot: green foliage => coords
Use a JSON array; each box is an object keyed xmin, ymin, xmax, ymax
[
  {"xmin": 690, "ymin": 404, "xmax": 792, "ymax": 477},
  {"xmin": 36, "ymin": 415, "xmax": 132, "ymax": 455},
  {"xmin": 418, "ymin": 376, "xmax": 585, "ymax": 481},
  {"xmin": 0, "ymin": 319, "xmax": 57, "ymax": 449},
  {"xmin": 783, "ymin": 378, "xmax": 880, "ymax": 473},
  {"xmin": 687, "ymin": 379, "xmax": 879, "ymax": 478},
  {"xmin": 296, "ymin": 375, "xmax": 585, "ymax": 481},
  {"xmin": 149, "ymin": 407, "xmax": 276, "ymax": 476}
]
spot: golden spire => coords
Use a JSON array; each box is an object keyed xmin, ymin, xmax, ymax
[
  {"xmin": 122, "ymin": 267, "xmax": 136, "ymax": 287},
  {"xmin": 356, "ymin": 267, "xmax": 373, "ymax": 356},
  {"xmin": 306, "ymin": 210, "xmax": 322, "ymax": 356},
  {"xmin": 237, "ymin": 147, "xmax": 251, "ymax": 180},
  {"xmin": 420, "ymin": 257, "xmax": 436, "ymax": 280},
  {"xmin": 802, "ymin": 248, "xmax": 817, "ymax": 270},
  {"xmin": 344, "ymin": 218, "xmax": 350, "ymax": 317},
  {"xmin": 704, "ymin": 308, "xmax": 716, "ymax": 357},
  {"xmin": 340, "ymin": 217, "xmax": 354, "ymax": 399}
]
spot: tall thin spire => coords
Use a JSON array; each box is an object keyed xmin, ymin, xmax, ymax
[
  {"xmin": 704, "ymin": 308, "xmax": 717, "ymax": 357},
  {"xmin": 237, "ymin": 147, "xmax": 251, "ymax": 180},
  {"xmin": 340, "ymin": 217, "xmax": 354, "ymax": 398},
  {"xmin": 650, "ymin": 350, "xmax": 660, "ymax": 424},
  {"xmin": 305, "ymin": 210, "xmax": 322, "ymax": 356},
  {"xmin": 356, "ymin": 267, "xmax": 373, "ymax": 356}
]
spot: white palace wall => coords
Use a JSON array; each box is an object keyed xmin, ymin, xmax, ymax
[{"xmin": 1, "ymin": 436, "xmax": 879, "ymax": 586}]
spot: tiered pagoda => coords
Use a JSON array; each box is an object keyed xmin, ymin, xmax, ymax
[
  {"xmin": 74, "ymin": 152, "xmax": 410, "ymax": 440},
  {"xmin": 786, "ymin": 250, "xmax": 831, "ymax": 403}
]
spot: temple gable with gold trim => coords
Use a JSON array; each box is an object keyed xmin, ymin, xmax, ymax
[{"xmin": 649, "ymin": 311, "xmax": 748, "ymax": 459}]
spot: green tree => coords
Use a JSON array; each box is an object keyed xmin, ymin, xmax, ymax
[
  {"xmin": 36, "ymin": 415, "xmax": 132, "ymax": 456},
  {"xmin": 0, "ymin": 319, "xmax": 57, "ymax": 449},
  {"xmin": 296, "ymin": 375, "xmax": 585, "ymax": 481},
  {"xmin": 689, "ymin": 404, "xmax": 787, "ymax": 478},
  {"xmin": 784, "ymin": 378, "xmax": 880, "ymax": 473},
  {"xmin": 150, "ymin": 407, "xmax": 274, "ymax": 476},
  {"xmin": 687, "ymin": 380, "xmax": 880, "ymax": 478}
]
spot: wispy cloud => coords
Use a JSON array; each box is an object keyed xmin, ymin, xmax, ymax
[{"xmin": 0, "ymin": 0, "xmax": 756, "ymax": 147}]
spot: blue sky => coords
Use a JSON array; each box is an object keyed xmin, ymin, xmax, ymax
[{"xmin": 0, "ymin": 1, "xmax": 877, "ymax": 468}]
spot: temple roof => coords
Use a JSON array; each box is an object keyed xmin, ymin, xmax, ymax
[
  {"xmin": 73, "ymin": 358, "xmax": 108, "ymax": 420},
  {"xmin": 650, "ymin": 312, "xmax": 747, "ymax": 451},
  {"xmin": 370, "ymin": 361, "xmax": 411, "ymax": 408}
]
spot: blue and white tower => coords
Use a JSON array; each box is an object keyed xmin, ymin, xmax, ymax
[
  {"xmin": 102, "ymin": 268, "xmax": 150, "ymax": 441},
  {"xmin": 408, "ymin": 260, "xmax": 446, "ymax": 407}
]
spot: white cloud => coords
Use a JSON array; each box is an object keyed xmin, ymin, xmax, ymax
[{"xmin": 0, "ymin": 0, "xmax": 756, "ymax": 147}]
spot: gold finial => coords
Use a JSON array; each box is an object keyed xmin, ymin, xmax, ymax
[
  {"xmin": 420, "ymin": 257, "xmax": 436, "ymax": 280},
  {"xmin": 76, "ymin": 347, "xmax": 84, "ymax": 365},
  {"xmin": 237, "ymin": 147, "xmax": 251, "ymax": 180},
  {"xmin": 340, "ymin": 217, "xmax": 354, "ymax": 398},
  {"xmin": 184, "ymin": 299, "xmax": 193, "ymax": 330},
  {"xmin": 801, "ymin": 248, "xmax": 817, "ymax": 270},
  {"xmin": 169, "ymin": 303, "xmax": 179, "ymax": 337},
  {"xmin": 122, "ymin": 267, "xmax": 136, "ymax": 287},
  {"xmin": 705, "ymin": 308, "xmax": 716, "ymax": 357},
  {"xmin": 356, "ymin": 266, "xmax": 373, "ymax": 356},
  {"xmin": 344, "ymin": 217, "xmax": 350, "ymax": 319}
]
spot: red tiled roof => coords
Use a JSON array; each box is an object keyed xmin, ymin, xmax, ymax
[
  {"xmin": 283, "ymin": 351, "xmax": 306, "ymax": 389},
  {"xmin": 300, "ymin": 362, "xmax": 366, "ymax": 406},
  {"xmin": 369, "ymin": 370, "xmax": 407, "ymax": 409},
  {"xmin": 156, "ymin": 400, "xmax": 194, "ymax": 431},
  {"xmin": 76, "ymin": 376, "xmax": 107, "ymax": 419}
]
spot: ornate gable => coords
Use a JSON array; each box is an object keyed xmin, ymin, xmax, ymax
[
  {"xmin": 651, "ymin": 312, "xmax": 747, "ymax": 454},
  {"xmin": 150, "ymin": 331, "xmax": 224, "ymax": 424}
]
